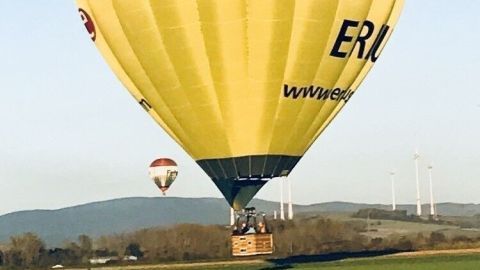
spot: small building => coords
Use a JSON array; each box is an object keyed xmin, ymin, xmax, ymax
[
  {"xmin": 123, "ymin": 255, "xmax": 138, "ymax": 261},
  {"xmin": 89, "ymin": 256, "xmax": 119, "ymax": 264}
]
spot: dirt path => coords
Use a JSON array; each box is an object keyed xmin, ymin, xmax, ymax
[
  {"xmin": 388, "ymin": 248, "xmax": 480, "ymax": 258},
  {"xmin": 90, "ymin": 259, "xmax": 266, "ymax": 270}
]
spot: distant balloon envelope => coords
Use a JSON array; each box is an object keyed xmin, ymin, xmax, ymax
[
  {"xmin": 149, "ymin": 158, "xmax": 178, "ymax": 195},
  {"xmin": 77, "ymin": 0, "xmax": 404, "ymax": 210}
]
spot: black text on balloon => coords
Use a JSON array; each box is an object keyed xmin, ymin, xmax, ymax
[
  {"xmin": 139, "ymin": 99, "xmax": 152, "ymax": 112},
  {"xmin": 283, "ymin": 84, "xmax": 354, "ymax": 103},
  {"xmin": 330, "ymin": 19, "xmax": 391, "ymax": 62}
]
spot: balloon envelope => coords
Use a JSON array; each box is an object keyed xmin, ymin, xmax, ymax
[
  {"xmin": 77, "ymin": 0, "xmax": 404, "ymax": 210},
  {"xmin": 149, "ymin": 158, "xmax": 178, "ymax": 195}
]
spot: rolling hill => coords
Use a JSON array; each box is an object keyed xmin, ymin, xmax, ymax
[{"xmin": 0, "ymin": 197, "xmax": 479, "ymax": 246}]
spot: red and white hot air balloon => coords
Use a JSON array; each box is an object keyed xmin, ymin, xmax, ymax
[{"xmin": 148, "ymin": 158, "xmax": 178, "ymax": 195}]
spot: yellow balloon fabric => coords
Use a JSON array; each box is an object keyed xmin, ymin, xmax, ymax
[{"xmin": 77, "ymin": 0, "xmax": 404, "ymax": 210}]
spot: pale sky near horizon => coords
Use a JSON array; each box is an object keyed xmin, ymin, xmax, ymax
[{"xmin": 1, "ymin": 1, "xmax": 479, "ymax": 215}]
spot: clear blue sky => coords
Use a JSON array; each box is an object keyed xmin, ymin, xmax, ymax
[{"xmin": 1, "ymin": 1, "xmax": 479, "ymax": 214}]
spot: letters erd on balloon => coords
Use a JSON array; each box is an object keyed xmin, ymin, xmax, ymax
[{"xmin": 76, "ymin": 0, "xmax": 404, "ymax": 210}]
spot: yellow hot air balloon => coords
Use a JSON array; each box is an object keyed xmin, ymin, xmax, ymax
[{"xmin": 77, "ymin": 0, "xmax": 404, "ymax": 210}]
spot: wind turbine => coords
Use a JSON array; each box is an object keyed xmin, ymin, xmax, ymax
[
  {"xmin": 390, "ymin": 170, "xmax": 396, "ymax": 211},
  {"xmin": 280, "ymin": 177, "xmax": 285, "ymax": 220},
  {"xmin": 414, "ymin": 150, "xmax": 422, "ymax": 216},
  {"xmin": 287, "ymin": 177, "xmax": 293, "ymax": 220},
  {"xmin": 230, "ymin": 208, "xmax": 235, "ymax": 226},
  {"xmin": 428, "ymin": 163, "xmax": 435, "ymax": 216}
]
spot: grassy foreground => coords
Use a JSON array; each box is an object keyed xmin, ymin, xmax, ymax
[
  {"xmin": 84, "ymin": 253, "xmax": 480, "ymax": 270},
  {"xmin": 148, "ymin": 253, "xmax": 480, "ymax": 270},
  {"xmin": 281, "ymin": 254, "xmax": 480, "ymax": 270}
]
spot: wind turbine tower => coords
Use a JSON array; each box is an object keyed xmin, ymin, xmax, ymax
[
  {"xmin": 287, "ymin": 177, "xmax": 293, "ymax": 220},
  {"xmin": 428, "ymin": 164, "xmax": 435, "ymax": 216},
  {"xmin": 230, "ymin": 208, "xmax": 235, "ymax": 226},
  {"xmin": 280, "ymin": 177, "xmax": 285, "ymax": 220},
  {"xmin": 390, "ymin": 171, "xmax": 396, "ymax": 211},
  {"xmin": 414, "ymin": 151, "xmax": 422, "ymax": 216}
]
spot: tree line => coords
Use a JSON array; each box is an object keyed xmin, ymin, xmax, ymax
[
  {"xmin": 0, "ymin": 233, "xmax": 96, "ymax": 268},
  {"xmin": 2, "ymin": 215, "xmax": 480, "ymax": 268}
]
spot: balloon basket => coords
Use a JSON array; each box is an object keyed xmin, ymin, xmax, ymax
[
  {"xmin": 231, "ymin": 207, "xmax": 273, "ymax": 256},
  {"xmin": 231, "ymin": 233, "xmax": 273, "ymax": 256}
]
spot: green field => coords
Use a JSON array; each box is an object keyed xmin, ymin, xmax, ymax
[
  {"xmin": 163, "ymin": 254, "xmax": 480, "ymax": 270},
  {"xmin": 281, "ymin": 255, "xmax": 480, "ymax": 270}
]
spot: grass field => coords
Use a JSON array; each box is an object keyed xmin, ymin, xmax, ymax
[
  {"xmin": 330, "ymin": 214, "xmax": 480, "ymax": 240},
  {"xmin": 192, "ymin": 254, "xmax": 480, "ymax": 270},
  {"xmin": 90, "ymin": 253, "xmax": 480, "ymax": 270},
  {"xmin": 274, "ymin": 254, "xmax": 480, "ymax": 270}
]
